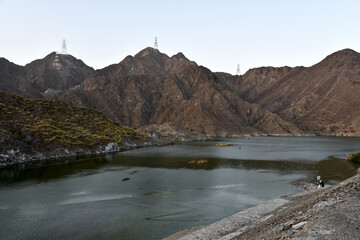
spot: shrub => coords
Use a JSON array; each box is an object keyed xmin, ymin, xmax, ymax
[
  {"xmin": 347, "ymin": 153, "xmax": 360, "ymax": 163},
  {"xmin": 216, "ymin": 143, "xmax": 233, "ymax": 147},
  {"xmin": 1, "ymin": 91, "xmax": 147, "ymax": 149}
]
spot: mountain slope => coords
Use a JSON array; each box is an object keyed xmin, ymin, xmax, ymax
[
  {"xmin": 24, "ymin": 52, "xmax": 95, "ymax": 97},
  {"xmin": 0, "ymin": 91, "xmax": 148, "ymax": 167},
  {"xmin": 234, "ymin": 49, "xmax": 360, "ymax": 135},
  {"xmin": 61, "ymin": 47, "xmax": 301, "ymax": 136},
  {"xmin": 0, "ymin": 53, "xmax": 94, "ymax": 98},
  {"xmin": 0, "ymin": 58, "xmax": 27, "ymax": 95},
  {"xmin": 4, "ymin": 47, "xmax": 358, "ymax": 136}
]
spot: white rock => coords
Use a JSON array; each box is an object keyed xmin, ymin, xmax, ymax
[
  {"xmin": 104, "ymin": 142, "xmax": 120, "ymax": 152},
  {"xmin": 292, "ymin": 221, "xmax": 307, "ymax": 230}
]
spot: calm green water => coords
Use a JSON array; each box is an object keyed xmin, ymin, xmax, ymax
[{"xmin": 0, "ymin": 137, "xmax": 359, "ymax": 240}]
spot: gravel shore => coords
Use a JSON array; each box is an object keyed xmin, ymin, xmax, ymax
[{"xmin": 165, "ymin": 173, "xmax": 360, "ymax": 240}]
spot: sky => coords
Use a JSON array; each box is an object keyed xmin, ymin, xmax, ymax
[{"xmin": 1, "ymin": 0, "xmax": 360, "ymax": 74}]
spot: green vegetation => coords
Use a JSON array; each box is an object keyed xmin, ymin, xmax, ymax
[
  {"xmin": 184, "ymin": 126, "xmax": 195, "ymax": 132},
  {"xmin": 347, "ymin": 153, "xmax": 360, "ymax": 163},
  {"xmin": 0, "ymin": 91, "xmax": 147, "ymax": 149},
  {"xmin": 188, "ymin": 159, "xmax": 208, "ymax": 165},
  {"xmin": 216, "ymin": 143, "xmax": 233, "ymax": 147}
]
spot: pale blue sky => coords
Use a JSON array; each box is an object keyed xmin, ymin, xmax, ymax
[{"xmin": 1, "ymin": 0, "xmax": 360, "ymax": 74}]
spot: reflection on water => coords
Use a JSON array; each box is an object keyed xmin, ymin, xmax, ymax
[
  {"xmin": 0, "ymin": 137, "xmax": 360, "ymax": 240},
  {"xmin": 1, "ymin": 154, "xmax": 358, "ymax": 186}
]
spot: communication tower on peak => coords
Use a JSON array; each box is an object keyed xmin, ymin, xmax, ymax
[
  {"xmin": 236, "ymin": 64, "xmax": 240, "ymax": 75},
  {"xmin": 60, "ymin": 39, "xmax": 68, "ymax": 55},
  {"xmin": 154, "ymin": 36, "xmax": 158, "ymax": 49}
]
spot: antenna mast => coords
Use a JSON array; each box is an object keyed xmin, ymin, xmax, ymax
[
  {"xmin": 154, "ymin": 36, "xmax": 158, "ymax": 49},
  {"xmin": 236, "ymin": 64, "xmax": 240, "ymax": 75},
  {"xmin": 60, "ymin": 39, "xmax": 68, "ymax": 55}
]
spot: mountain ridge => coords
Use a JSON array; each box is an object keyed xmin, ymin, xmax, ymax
[
  {"xmin": 0, "ymin": 52, "xmax": 94, "ymax": 98},
  {"xmin": 234, "ymin": 48, "xmax": 360, "ymax": 135},
  {"xmin": 59, "ymin": 47, "xmax": 302, "ymax": 136},
  {"xmin": 1, "ymin": 47, "xmax": 360, "ymax": 136},
  {"xmin": 0, "ymin": 91, "xmax": 150, "ymax": 168}
]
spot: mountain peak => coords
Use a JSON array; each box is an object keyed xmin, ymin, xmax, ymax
[
  {"xmin": 22, "ymin": 52, "xmax": 94, "ymax": 93},
  {"xmin": 334, "ymin": 48, "xmax": 358, "ymax": 55},
  {"xmin": 134, "ymin": 47, "xmax": 165, "ymax": 58},
  {"xmin": 171, "ymin": 52, "xmax": 189, "ymax": 61},
  {"xmin": 322, "ymin": 48, "xmax": 360, "ymax": 64}
]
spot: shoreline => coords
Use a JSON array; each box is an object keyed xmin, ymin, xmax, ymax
[
  {"xmin": 0, "ymin": 139, "xmax": 166, "ymax": 170},
  {"xmin": 164, "ymin": 173, "xmax": 360, "ymax": 240},
  {"xmin": 1, "ymin": 134, "xmax": 359, "ymax": 169}
]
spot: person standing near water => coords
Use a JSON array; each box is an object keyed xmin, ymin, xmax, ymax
[{"xmin": 317, "ymin": 176, "xmax": 325, "ymax": 188}]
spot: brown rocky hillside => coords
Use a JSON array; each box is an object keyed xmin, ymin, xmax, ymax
[
  {"xmin": 0, "ymin": 91, "xmax": 148, "ymax": 167},
  {"xmin": 3, "ymin": 47, "xmax": 359, "ymax": 136},
  {"xmin": 0, "ymin": 58, "xmax": 28, "ymax": 96},
  {"xmin": 0, "ymin": 53, "xmax": 94, "ymax": 98},
  {"xmin": 61, "ymin": 47, "xmax": 301, "ymax": 136},
  {"xmin": 24, "ymin": 52, "xmax": 94, "ymax": 97},
  {"xmin": 224, "ymin": 49, "xmax": 360, "ymax": 136}
]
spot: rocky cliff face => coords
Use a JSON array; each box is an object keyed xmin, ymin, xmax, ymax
[
  {"xmin": 232, "ymin": 49, "xmax": 360, "ymax": 136},
  {"xmin": 0, "ymin": 91, "xmax": 150, "ymax": 168},
  {"xmin": 61, "ymin": 47, "xmax": 301, "ymax": 136},
  {"xmin": 0, "ymin": 53, "xmax": 94, "ymax": 98},
  {"xmin": 230, "ymin": 66, "xmax": 303, "ymax": 101},
  {"xmin": 0, "ymin": 58, "xmax": 28, "ymax": 95},
  {"xmin": 3, "ymin": 47, "xmax": 359, "ymax": 137},
  {"xmin": 24, "ymin": 52, "xmax": 94, "ymax": 97}
]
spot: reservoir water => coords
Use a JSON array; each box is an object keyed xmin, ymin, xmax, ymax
[{"xmin": 0, "ymin": 136, "xmax": 359, "ymax": 240}]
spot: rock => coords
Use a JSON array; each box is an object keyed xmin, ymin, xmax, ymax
[
  {"xmin": 304, "ymin": 183, "xmax": 318, "ymax": 191},
  {"xmin": 60, "ymin": 47, "xmax": 302, "ymax": 136},
  {"xmin": 140, "ymin": 123, "xmax": 207, "ymax": 142},
  {"xmin": 292, "ymin": 221, "xmax": 308, "ymax": 230},
  {"xmin": 346, "ymin": 153, "xmax": 360, "ymax": 163},
  {"xmin": 0, "ymin": 52, "xmax": 94, "ymax": 98},
  {"xmin": 282, "ymin": 225, "xmax": 292, "ymax": 231},
  {"xmin": 104, "ymin": 142, "xmax": 120, "ymax": 152},
  {"xmin": 233, "ymin": 49, "xmax": 360, "ymax": 136},
  {"xmin": 282, "ymin": 229, "xmax": 294, "ymax": 237}
]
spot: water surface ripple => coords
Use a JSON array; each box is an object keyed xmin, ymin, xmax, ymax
[{"xmin": 0, "ymin": 137, "xmax": 359, "ymax": 240}]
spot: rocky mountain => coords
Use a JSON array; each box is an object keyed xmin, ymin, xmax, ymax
[
  {"xmin": 0, "ymin": 58, "xmax": 27, "ymax": 95},
  {"xmin": 229, "ymin": 49, "xmax": 360, "ymax": 136},
  {"xmin": 61, "ymin": 47, "xmax": 301, "ymax": 136},
  {"xmin": 3, "ymin": 47, "xmax": 359, "ymax": 137},
  {"xmin": 0, "ymin": 91, "xmax": 149, "ymax": 167},
  {"xmin": 0, "ymin": 53, "xmax": 94, "ymax": 98}
]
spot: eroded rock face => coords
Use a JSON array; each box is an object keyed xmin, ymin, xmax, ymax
[
  {"xmin": 0, "ymin": 58, "xmax": 28, "ymax": 96},
  {"xmin": 0, "ymin": 91, "xmax": 153, "ymax": 167},
  {"xmin": 61, "ymin": 48, "xmax": 301, "ymax": 136},
  {"xmin": 24, "ymin": 52, "xmax": 94, "ymax": 96},
  {"xmin": 225, "ymin": 49, "xmax": 360, "ymax": 136},
  {"xmin": 3, "ymin": 47, "xmax": 359, "ymax": 136},
  {"xmin": 0, "ymin": 53, "xmax": 94, "ymax": 98}
]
